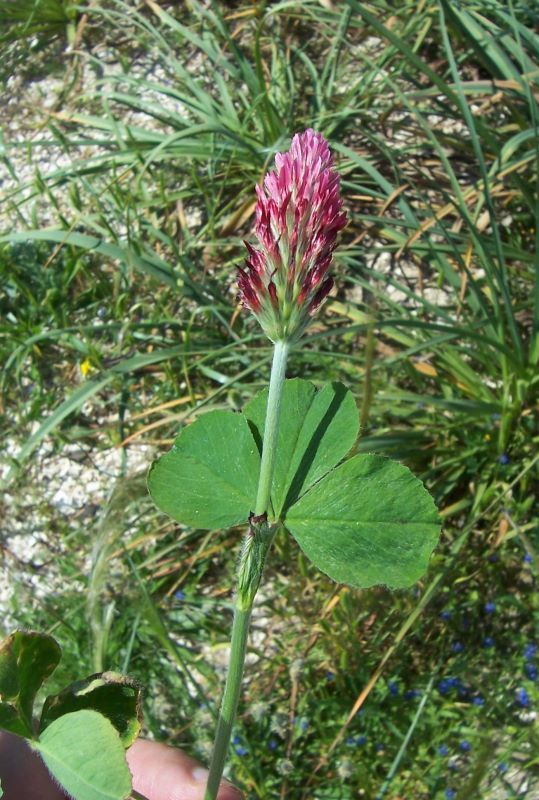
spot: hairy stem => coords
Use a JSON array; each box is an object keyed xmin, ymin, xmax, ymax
[
  {"xmin": 203, "ymin": 604, "xmax": 251, "ymax": 800},
  {"xmin": 255, "ymin": 339, "xmax": 290, "ymax": 516},
  {"xmin": 203, "ymin": 341, "xmax": 289, "ymax": 800}
]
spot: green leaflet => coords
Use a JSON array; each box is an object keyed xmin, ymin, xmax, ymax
[
  {"xmin": 244, "ymin": 379, "xmax": 359, "ymax": 519},
  {"xmin": 148, "ymin": 409, "xmax": 260, "ymax": 529},
  {"xmin": 285, "ymin": 454, "xmax": 441, "ymax": 589}
]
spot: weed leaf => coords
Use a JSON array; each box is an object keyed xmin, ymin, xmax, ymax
[
  {"xmin": 0, "ymin": 631, "xmax": 61, "ymax": 737},
  {"xmin": 0, "ymin": 701, "xmax": 28, "ymax": 737},
  {"xmin": 40, "ymin": 672, "xmax": 142, "ymax": 748},
  {"xmin": 32, "ymin": 710, "xmax": 131, "ymax": 800}
]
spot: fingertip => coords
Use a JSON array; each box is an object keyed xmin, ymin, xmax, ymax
[
  {"xmin": 127, "ymin": 739, "xmax": 243, "ymax": 800},
  {"xmin": 190, "ymin": 766, "xmax": 242, "ymax": 800}
]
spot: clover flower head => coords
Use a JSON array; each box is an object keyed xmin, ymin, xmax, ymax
[{"xmin": 238, "ymin": 129, "xmax": 347, "ymax": 342}]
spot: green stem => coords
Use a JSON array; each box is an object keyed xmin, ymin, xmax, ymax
[
  {"xmin": 255, "ymin": 339, "xmax": 290, "ymax": 516},
  {"xmin": 203, "ymin": 604, "xmax": 251, "ymax": 800},
  {"xmin": 203, "ymin": 341, "xmax": 289, "ymax": 800}
]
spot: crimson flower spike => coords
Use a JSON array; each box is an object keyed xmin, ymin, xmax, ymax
[{"xmin": 238, "ymin": 129, "xmax": 347, "ymax": 343}]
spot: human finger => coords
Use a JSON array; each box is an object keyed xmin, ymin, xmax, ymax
[
  {"xmin": 0, "ymin": 731, "xmax": 68, "ymax": 800},
  {"xmin": 127, "ymin": 739, "xmax": 243, "ymax": 800}
]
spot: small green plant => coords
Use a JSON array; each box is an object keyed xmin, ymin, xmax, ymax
[{"xmin": 0, "ymin": 630, "xmax": 142, "ymax": 799}]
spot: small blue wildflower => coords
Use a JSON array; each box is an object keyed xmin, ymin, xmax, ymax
[
  {"xmin": 472, "ymin": 696, "xmax": 485, "ymax": 706},
  {"xmin": 524, "ymin": 663, "xmax": 538, "ymax": 681},
  {"xmin": 482, "ymin": 636, "xmax": 495, "ymax": 649},
  {"xmin": 347, "ymin": 735, "xmax": 366, "ymax": 747},
  {"xmin": 388, "ymin": 681, "xmax": 399, "ymax": 696},
  {"xmin": 488, "ymin": 553, "xmax": 499, "ymax": 562},
  {"xmin": 440, "ymin": 610, "xmax": 452, "ymax": 621},
  {"xmin": 524, "ymin": 643, "xmax": 537, "ymax": 660},
  {"xmin": 234, "ymin": 744, "xmax": 248, "ymax": 756},
  {"xmin": 438, "ymin": 744, "xmax": 450, "ymax": 756},
  {"xmin": 498, "ymin": 761, "xmax": 508, "ymax": 774},
  {"xmin": 516, "ymin": 688, "xmax": 530, "ymax": 707},
  {"xmin": 447, "ymin": 677, "xmax": 461, "ymax": 689},
  {"xmin": 438, "ymin": 679, "xmax": 451, "ymax": 695},
  {"xmin": 498, "ymin": 453, "xmax": 510, "ymax": 465},
  {"xmin": 459, "ymin": 740, "xmax": 471, "ymax": 753},
  {"xmin": 232, "ymin": 735, "xmax": 241, "ymax": 745},
  {"xmin": 445, "ymin": 789, "xmax": 456, "ymax": 800},
  {"xmin": 523, "ymin": 553, "xmax": 533, "ymax": 564},
  {"xmin": 174, "ymin": 590, "xmax": 186, "ymax": 600},
  {"xmin": 484, "ymin": 601, "xmax": 496, "ymax": 613},
  {"xmin": 268, "ymin": 739, "xmax": 278, "ymax": 751},
  {"xmin": 326, "ymin": 671, "xmax": 335, "ymax": 682},
  {"xmin": 300, "ymin": 719, "xmax": 309, "ymax": 731},
  {"xmin": 452, "ymin": 641, "xmax": 465, "ymax": 654},
  {"xmin": 404, "ymin": 689, "xmax": 422, "ymax": 700}
]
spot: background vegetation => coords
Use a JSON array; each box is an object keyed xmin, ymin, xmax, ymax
[{"xmin": 1, "ymin": 1, "xmax": 537, "ymax": 798}]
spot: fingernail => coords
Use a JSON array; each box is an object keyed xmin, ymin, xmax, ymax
[{"xmin": 192, "ymin": 767, "xmax": 209, "ymax": 782}]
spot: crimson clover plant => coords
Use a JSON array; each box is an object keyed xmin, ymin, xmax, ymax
[{"xmin": 148, "ymin": 130, "xmax": 441, "ymax": 799}]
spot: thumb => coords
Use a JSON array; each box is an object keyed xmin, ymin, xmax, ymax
[{"xmin": 127, "ymin": 739, "xmax": 243, "ymax": 800}]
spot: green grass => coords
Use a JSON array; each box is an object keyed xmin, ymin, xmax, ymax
[{"xmin": 1, "ymin": 0, "xmax": 538, "ymax": 798}]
